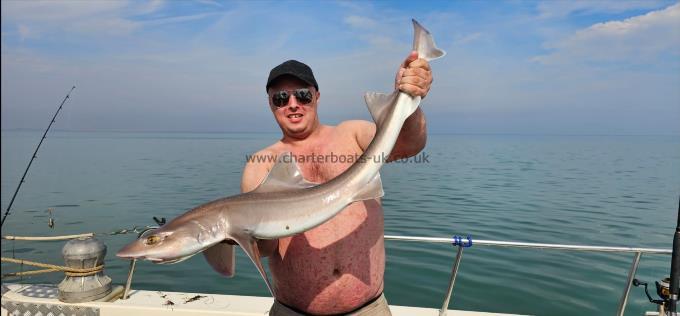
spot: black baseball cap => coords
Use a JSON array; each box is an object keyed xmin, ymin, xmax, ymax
[{"xmin": 266, "ymin": 60, "xmax": 319, "ymax": 92}]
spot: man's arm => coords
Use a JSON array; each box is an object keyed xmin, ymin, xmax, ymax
[
  {"xmin": 389, "ymin": 108, "xmax": 426, "ymax": 161},
  {"xmin": 241, "ymin": 149, "xmax": 279, "ymax": 257},
  {"xmin": 353, "ymin": 51, "xmax": 432, "ymax": 161}
]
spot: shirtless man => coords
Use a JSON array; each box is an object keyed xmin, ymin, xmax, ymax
[{"xmin": 241, "ymin": 54, "xmax": 433, "ymax": 315}]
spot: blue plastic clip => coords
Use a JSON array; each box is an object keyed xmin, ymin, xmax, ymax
[{"xmin": 452, "ymin": 235, "xmax": 472, "ymax": 248}]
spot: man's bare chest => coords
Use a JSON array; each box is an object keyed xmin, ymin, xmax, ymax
[{"xmin": 284, "ymin": 142, "xmax": 361, "ymax": 183}]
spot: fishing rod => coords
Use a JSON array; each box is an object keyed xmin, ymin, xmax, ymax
[
  {"xmin": 634, "ymin": 196, "xmax": 680, "ymax": 315},
  {"xmin": 1, "ymin": 86, "xmax": 76, "ymax": 228},
  {"xmin": 668, "ymin": 195, "xmax": 680, "ymax": 314}
]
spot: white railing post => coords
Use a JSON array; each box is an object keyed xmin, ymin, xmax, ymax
[
  {"xmin": 439, "ymin": 245, "xmax": 464, "ymax": 316},
  {"xmin": 617, "ymin": 251, "xmax": 642, "ymax": 316},
  {"xmin": 384, "ymin": 235, "xmax": 670, "ymax": 315}
]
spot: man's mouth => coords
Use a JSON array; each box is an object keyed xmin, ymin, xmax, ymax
[{"xmin": 287, "ymin": 113, "xmax": 303, "ymax": 123}]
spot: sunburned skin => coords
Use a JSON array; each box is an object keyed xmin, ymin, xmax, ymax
[{"xmin": 245, "ymin": 125, "xmax": 386, "ymax": 314}]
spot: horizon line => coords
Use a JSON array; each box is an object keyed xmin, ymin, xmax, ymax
[{"xmin": 2, "ymin": 128, "xmax": 679, "ymax": 138}]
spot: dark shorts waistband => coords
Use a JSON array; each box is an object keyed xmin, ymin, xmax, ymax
[{"xmin": 273, "ymin": 292, "xmax": 388, "ymax": 316}]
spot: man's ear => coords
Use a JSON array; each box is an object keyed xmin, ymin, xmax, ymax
[{"xmin": 315, "ymin": 90, "xmax": 320, "ymax": 102}]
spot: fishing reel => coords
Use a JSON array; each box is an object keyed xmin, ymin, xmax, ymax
[
  {"xmin": 634, "ymin": 277, "xmax": 677, "ymax": 315},
  {"xmin": 633, "ymin": 277, "xmax": 666, "ymax": 305}
]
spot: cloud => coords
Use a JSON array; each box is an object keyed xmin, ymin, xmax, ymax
[
  {"xmin": 141, "ymin": 12, "xmax": 221, "ymax": 27},
  {"xmin": 135, "ymin": 0, "xmax": 165, "ymax": 15},
  {"xmin": 537, "ymin": 0, "xmax": 668, "ymax": 19},
  {"xmin": 344, "ymin": 15, "xmax": 377, "ymax": 29},
  {"xmin": 1, "ymin": 1, "xmax": 139, "ymax": 37},
  {"xmin": 453, "ymin": 32, "xmax": 483, "ymax": 45},
  {"xmin": 533, "ymin": 3, "xmax": 680, "ymax": 64},
  {"xmin": 0, "ymin": 0, "xmax": 211, "ymax": 38},
  {"xmin": 1, "ymin": 1, "xmax": 678, "ymax": 135},
  {"xmin": 195, "ymin": 0, "xmax": 224, "ymax": 8},
  {"xmin": 1, "ymin": 1, "xmax": 128, "ymax": 22}
]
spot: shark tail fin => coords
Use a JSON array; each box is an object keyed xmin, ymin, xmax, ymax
[
  {"xmin": 203, "ymin": 242, "xmax": 235, "ymax": 277},
  {"xmin": 352, "ymin": 172, "xmax": 384, "ymax": 201},
  {"xmin": 412, "ymin": 19, "xmax": 446, "ymax": 62},
  {"xmin": 363, "ymin": 20, "xmax": 444, "ymax": 127}
]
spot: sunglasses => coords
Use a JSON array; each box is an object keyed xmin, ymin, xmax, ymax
[{"xmin": 270, "ymin": 88, "xmax": 313, "ymax": 107}]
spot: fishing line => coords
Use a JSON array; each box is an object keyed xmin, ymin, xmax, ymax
[{"xmin": 1, "ymin": 86, "xmax": 76, "ymax": 228}]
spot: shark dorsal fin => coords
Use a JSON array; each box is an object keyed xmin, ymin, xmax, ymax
[
  {"xmin": 364, "ymin": 91, "xmax": 398, "ymax": 127},
  {"xmin": 253, "ymin": 152, "xmax": 318, "ymax": 193}
]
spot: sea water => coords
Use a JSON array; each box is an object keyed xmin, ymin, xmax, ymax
[{"xmin": 1, "ymin": 130, "xmax": 679, "ymax": 315}]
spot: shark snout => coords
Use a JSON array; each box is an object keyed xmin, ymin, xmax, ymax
[
  {"xmin": 116, "ymin": 246, "xmax": 168, "ymax": 263},
  {"xmin": 116, "ymin": 232, "xmax": 200, "ymax": 264},
  {"xmin": 116, "ymin": 244, "xmax": 142, "ymax": 260}
]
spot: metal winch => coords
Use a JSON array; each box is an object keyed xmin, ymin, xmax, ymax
[{"xmin": 58, "ymin": 236, "xmax": 112, "ymax": 302}]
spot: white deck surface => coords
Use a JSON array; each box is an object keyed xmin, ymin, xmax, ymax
[{"xmin": 1, "ymin": 283, "xmax": 526, "ymax": 316}]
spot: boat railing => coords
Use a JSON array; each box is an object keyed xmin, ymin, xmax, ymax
[
  {"xmin": 120, "ymin": 229, "xmax": 671, "ymax": 316},
  {"xmin": 383, "ymin": 235, "xmax": 671, "ymax": 316}
]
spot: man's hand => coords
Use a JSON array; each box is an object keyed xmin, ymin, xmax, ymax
[{"xmin": 395, "ymin": 51, "xmax": 433, "ymax": 98}]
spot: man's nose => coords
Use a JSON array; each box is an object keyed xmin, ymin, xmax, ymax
[{"xmin": 287, "ymin": 95, "xmax": 300, "ymax": 109}]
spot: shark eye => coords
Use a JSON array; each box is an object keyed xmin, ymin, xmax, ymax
[{"xmin": 145, "ymin": 235, "xmax": 161, "ymax": 245}]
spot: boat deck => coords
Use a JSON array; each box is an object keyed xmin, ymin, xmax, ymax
[{"xmin": 1, "ymin": 283, "xmax": 524, "ymax": 316}]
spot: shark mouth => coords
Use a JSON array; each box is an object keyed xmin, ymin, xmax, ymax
[{"xmin": 140, "ymin": 253, "xmax": 198, "ymax": 265}]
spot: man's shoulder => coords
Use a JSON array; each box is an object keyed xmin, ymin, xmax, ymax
[
  {"xmin": 337, "ymin": 120, "xmax": 377, "ymax": 147},
  {"xmin": 242, "ymin": 143, "xmax": 283, "ymax": 192},
  {"xmin": 336, "ymin": 120, "xmax": 375, "ymax": 133},
  {"xmin": 246, "ymin": 144, "xmax": 282, "ymax": 167}
]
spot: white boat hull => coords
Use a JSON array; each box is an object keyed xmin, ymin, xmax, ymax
[{"xmin": 1, "ymin": 283, "xmax": 525, "ymax": 316}]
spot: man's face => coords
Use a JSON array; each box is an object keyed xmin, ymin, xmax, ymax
[{"xmin": 267, "ymin": 76, "xmax": 320, "ymax": 139}]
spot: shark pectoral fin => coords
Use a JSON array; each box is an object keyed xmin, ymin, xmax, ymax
[
  {"xmin": 203, "ymin": 242, "xmax": 235, "ymax": 277},
  {"xmin": 235, "ymin": 236, "xmax": 275, "ymax": 297},
  {"xmin": 253, "ymin": 152, "xmax": 319, "ymax": 193},
  {"xmin": 364, "ymin": 91, "xmax": 398, "ymax": 128},
  {"xmin": 412, "ymin": 19, "xmax": 446, "ymax": 61},
  {"xmin": 353, "ymin": 172, "xmax": 384, "ymax": 201}
]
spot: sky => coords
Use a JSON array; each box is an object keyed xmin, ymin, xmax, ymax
[{"xmin": 1, "ymin": 0, "xmax": 679, "ymax": 135}]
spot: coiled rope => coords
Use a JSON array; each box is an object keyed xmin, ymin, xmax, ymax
[
  {"xmin": 0, "ymin": 232, "xmax": 116, "ymax": 279},
  {"xmin": 0, "ymin": 225, "xmax": 158, "ymax": 279},
  {"xmin": 2, "ymin": 233, "xmax": 94, "ymax": 241},
  {"xmin": 1, "ymin": 224, "xmax": 158, "ymax": 241}
]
